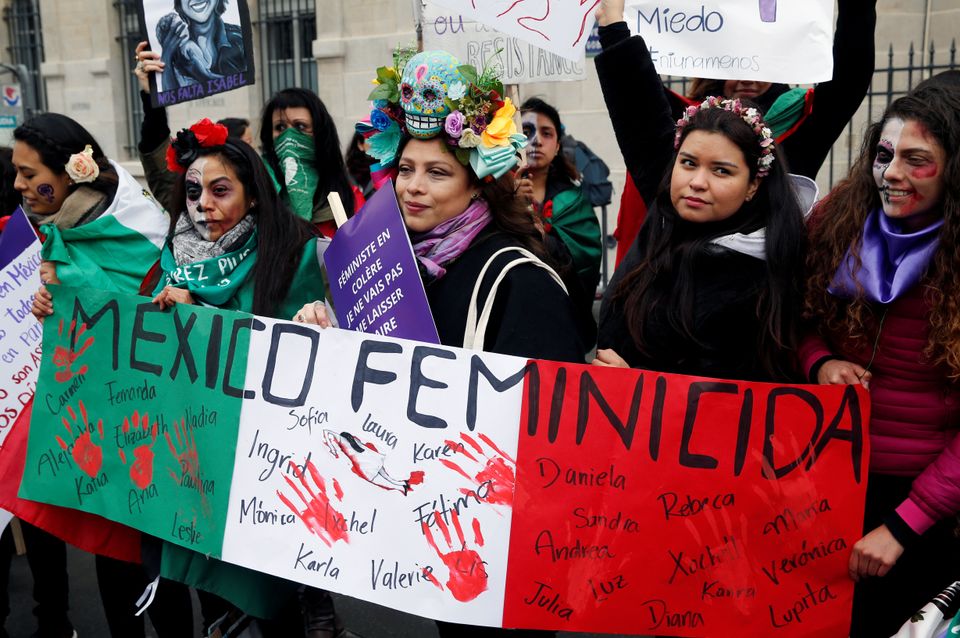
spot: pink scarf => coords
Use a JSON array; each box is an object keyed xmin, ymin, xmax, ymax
[{"xmin": 411, "ymin": 199, "xmax": 491, "ymax": 281}]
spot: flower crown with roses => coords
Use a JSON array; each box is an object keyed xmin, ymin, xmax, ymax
[
  {"xmin": 165, "ymin": 118, "xmax": 230, "ymax": 174},
  {"xmin": 359, "ymin": 49, "xmax": 526, "ymax": 183},
  {"xmin": 675, "ymin": 97, "xmax": 776, "ymax": 178},
  {"xmin": 64, "ymin": 145, "xmax": 100, "ymax": 184}
]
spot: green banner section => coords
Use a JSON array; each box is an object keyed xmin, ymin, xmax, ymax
[{"xmin": 20, "ymin": 285, "xmax": 252, "ymax": 557}]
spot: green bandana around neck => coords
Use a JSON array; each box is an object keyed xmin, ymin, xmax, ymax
[
  {"xmin": 154, "ymin": 227, "xmax": 259, "ymax": 308},
  {"xmin": 264, "ymin": 127, "xmax": 319, "ymax": 221}
]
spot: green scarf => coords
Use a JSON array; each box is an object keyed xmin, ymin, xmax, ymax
[
  {"xmin": 154, "ymin": 228, "xmax": 258, "ymax": 308},
  {"xmin": 264, "ymin": 128, "xmax": 319, "ymax": 222},
  {"xmin": 764, "ymin": 87, "xmax": 812, "ymax": 139}
]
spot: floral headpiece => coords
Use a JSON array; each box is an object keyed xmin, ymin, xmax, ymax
[
  {"xmin": 165, "ymin": 118, "xmax": 229, "ymax": 173},
  {"xmin": 359, "ymin": 49, "xmax": 526, "ymax": 182},
  {"xmin": 65, "ymin": 145, "xmax": 99, "ymax": 184},
  {"xmin": 675, "ymin": 97, "xmax": 776, "ymax": 178}
]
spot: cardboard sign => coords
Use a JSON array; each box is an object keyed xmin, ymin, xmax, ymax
[
  {"xmin": 19, "ymin": 287, "xmax": 869, "ymax": 636},
  {"xmin": 429, "ymin": 0, "xmax": 601, "ymax": 62},
  {"xmin": 323, "ymin": 184, "xmax": 440, "ymax": 343},
  {"xmin": 20, "ymin": 286, "xmax": 250, "ymax": 555},
  {"xmin": 624, "ymin": 0, "xmax": 835, "ymax": 83},
  {"xmin": 139, "ymin": 0, "xmax": 256, "ymax": 107},
  {"xmin": 0, "ymin": 210, "xmax": 42, "ymax": 447},
  {"xmin": 422, "ymin": 1, "xmax": 586, "ymax": 83}
]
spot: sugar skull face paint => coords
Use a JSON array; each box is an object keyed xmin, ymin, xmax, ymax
[
  {"xmin": 184, "ymin": 155, "xmax": 251, "ymax": 242},
  {"xmin": 521, "ymin": 111, "xmax": 560, "ymax": 174},
  {"xmin": 873, "ymin": 117, "xmax": 946, "ymax": 228}
]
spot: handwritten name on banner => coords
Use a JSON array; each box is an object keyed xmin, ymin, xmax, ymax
[
  {"xmin": 421, "ymin": 1, "xmax": 586, "ymax": 84},
  {"xmin": 21, "ymin": 287, "xmax": 869, "ymax": 636},
  {"xmin": 0, "ymin": 210, "xmax": 43, "ymax": 447},
  {"xmin": 624, "ymin": 0, "xmax": 835, "ymax": 83},
  {"xmin": 20, "ymin": 286, "xmax": 251, "ymax": 555}
]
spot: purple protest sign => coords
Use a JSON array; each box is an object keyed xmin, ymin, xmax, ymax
[
  {"xmin": 323, "ymin": 184, "xmax": 440, "ymax": 343},
  {"xmin": 0, "ymin": 208, "xmax": 39, "ymax": 270}
]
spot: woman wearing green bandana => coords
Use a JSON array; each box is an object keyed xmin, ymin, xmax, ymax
[
  {"xmin": 147, "ymin": 118, "xmax": 328, "ymax": 635},
  {"xmin": 259, "ymin": 88, "xmax": 356, "ymax": 238}
]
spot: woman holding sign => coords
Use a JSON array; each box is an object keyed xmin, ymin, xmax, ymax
[
  {"xmin": 591, "ymin": 0, "xmax": 808, "ymax": 382},
  {"xmin": 802, "ymin": 84, "xmax": 960, "ymax": 636}
]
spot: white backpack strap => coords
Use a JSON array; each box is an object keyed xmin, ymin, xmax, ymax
[{"xmin": 462, "ymin": 246, "xmax": 567, "ymax": 350}]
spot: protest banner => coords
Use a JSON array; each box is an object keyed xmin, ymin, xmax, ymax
[
  {"xmin": 422, "ymin": 1, "xmax": 586, "ymax": 83},
  {"xmin": 138, "ymin": 0, "xmax": 255, "ymax": 108},
  {"xmin": 21, "ymin": 286, "xmax": 869, "ymax": 636},
  {"xmin": 323, "ymin": 184, "xmax": 440, "ymax": 343},
  {"xmin": 429, "ymin": 0, "xmax": 600, "ymax": 62},
  {"xmin": 624, "ymin": 0, "xmax": 835, "ymax": 83},
  {"xmin": 20, "ymin": 285, "xmax": 251, "ymax": 556},
  {"xmin": 0, "ymin": 209, "xmax": 42, "ymax": 446}
]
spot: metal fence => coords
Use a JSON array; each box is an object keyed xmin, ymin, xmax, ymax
[
  {"xmin": 257, "ymin": 0, "xmax": 318, "ymax": 101},
  {"xmin": 115, "ymin": 0, "xmax": 145, "ymax": 159},
  {"xmin": 3, "ymin": 0, "xmax": 45, "ymax": 115}
]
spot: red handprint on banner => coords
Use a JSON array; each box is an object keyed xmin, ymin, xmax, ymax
[
  {"xmin": 55, "ymin": 400, "xmax": 103, "ymax": 478},
  {"xmin": 422, "ymin": 509, "xmax": 488, "ymax": 602},
  {"xmin": 277, "ymin": 459, "xmax": 349, "ymax": 547},
  {"xmin": 117, "ymin": 410, "xmax": 158, "ymax": 489},
  {"xmin": 165, "ymin": 417, "xmax": 199, "ymax": 484},
  {"xmin": 440, "ymin": 432, "xmax": 515, "ymax": 507},
  {"xmin": 52, "ymin": 319, "xmax": 93, "ymax": 383}
]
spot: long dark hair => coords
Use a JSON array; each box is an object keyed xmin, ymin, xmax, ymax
[
  {"xmin": 345, "ymin": 131, "xmax": 373, "ymax": 190},
  {"xmin": 0, "ymin": 147, "xmax": 19, "ymax": 215},
  {"xmin": 805, "ymin": 85, "xmax": 960, "ymax": 378},
  {"xmin": 396, "ymin": 135, "xmax": 550, "ymax": 261},
  {"xmin": 170, "ymin": 139, "xmax": 314, "ymax": 317},
  {"xmin": 615, "ymin": 103, "xmax": 807, "ymax": 380},
  {"xmin": 519, "ymin": 97, "xmax": 578, "ymax": 183},
  {"xmin": 259, "ymin": 88, "xmax": 354, "ymax": 216},
  {"xmin": 13, "ymin": 113, "xmax": 119, "ymax": 197}
]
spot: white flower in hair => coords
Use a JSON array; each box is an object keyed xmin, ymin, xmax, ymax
[{"xmin": 64, "ymin": 145, "xmax": 99, "ymax": 184}]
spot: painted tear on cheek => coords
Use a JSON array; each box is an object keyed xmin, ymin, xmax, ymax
[{"xmin": 37, "ymin": 184, "xmax": 55, "ymax": 203}]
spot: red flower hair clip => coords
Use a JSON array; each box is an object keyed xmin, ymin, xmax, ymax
[{"xmin": 165, "ymin": 118, "xmax": 230, "ymax": 173}]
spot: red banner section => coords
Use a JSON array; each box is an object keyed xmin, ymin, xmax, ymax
[{"xmin": 505, "ymin": 361, "xmax": 870, "ymax": 637}]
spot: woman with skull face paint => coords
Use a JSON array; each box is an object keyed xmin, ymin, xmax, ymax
[
  {"xmin": 517, "ymin": 98, "xmax": 602, "ymax": 351},
  {"xmin": 802, "ymin": 85, "xmax": 960, "ymax": 637},
  {"xmin": 145, "ymin": 118, "xmax": 330, "ymax": 636}
]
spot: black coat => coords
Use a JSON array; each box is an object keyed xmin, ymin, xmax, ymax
[{"xmin": 425, "ymin": 228, "xmax": 584, "ymax": 364}]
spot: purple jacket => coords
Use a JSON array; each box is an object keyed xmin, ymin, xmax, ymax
[{"xmin": 799, "ymin": 284, "xmax": 960, "ymax": 535}]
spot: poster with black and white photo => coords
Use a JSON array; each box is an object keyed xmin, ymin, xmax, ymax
[{"xmin": 138, "ymin": 0, "xmax": 256, "ymax": 108}]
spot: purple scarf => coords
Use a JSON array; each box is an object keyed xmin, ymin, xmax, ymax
[
  {"xmin": 829, "ymin": 208, "xmax": 943, "ymax": 303},
  {"xmin": 411, "ymin": 199, "xmax": 492, "ymax": 281}
]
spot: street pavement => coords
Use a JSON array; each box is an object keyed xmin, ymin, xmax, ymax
[{"xmin": 4, "ymin": 545, "xmax": 641, "ymax": 638}]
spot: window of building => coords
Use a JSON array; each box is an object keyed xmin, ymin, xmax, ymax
[
  {"xmin": 258, "ymin": 0, "xmax": 317, "ymax": 99},
  {"xmin": 115, "ymin": 0, "xmax": 145, "ymax": 159},
  {"xmin": 3, "ymin": 0, "xmax": 46, "ymax": 114}
]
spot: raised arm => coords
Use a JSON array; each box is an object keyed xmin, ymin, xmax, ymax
[
  {"xmin": 780, "ymin": 0, "xmax": 878, "ymax": 178},
  {"xmin": 594, "ymin": 0, "xmax": 676, "ymax": 205}
]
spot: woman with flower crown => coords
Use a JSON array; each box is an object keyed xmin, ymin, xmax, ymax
[
  {"xmin": 591, "ymin": 0, "xmax": 809, "ymax": 383},
  {"xmin": 15, "ymin": 113, "xmax": 187, "ymax": 638},
  {"xmin": 802, "ymin": 82, "xmax": 960, "ymax": 637},
  {"xmin": 143, "ymin": 117, "xmax": 330, "ymax": 636},
  {"xmin": 296, "ymin": 49, "xmax": 583, "ymax": 367}
]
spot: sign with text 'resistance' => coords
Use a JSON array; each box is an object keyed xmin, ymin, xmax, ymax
[{"xmin": 19, "ymin": 287, "xmax": 869, "ymax": 636}]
